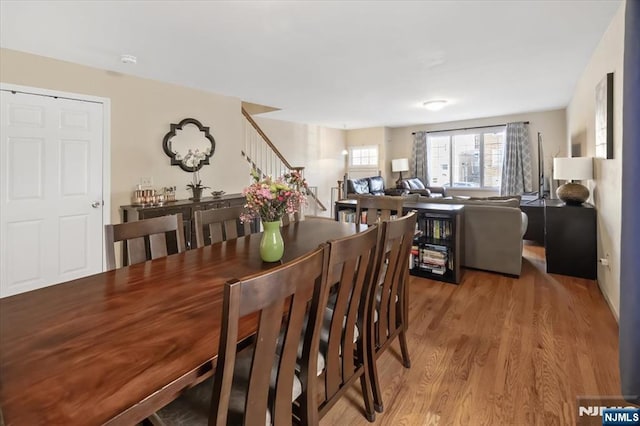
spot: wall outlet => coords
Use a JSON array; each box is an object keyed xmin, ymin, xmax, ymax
[
  {"xmin": 599, "ymin": 253, "xmax": 611, "ymax": 269},
  {"xmin": 140, "ymin": 177, "xmax": 153, "ymax": 187}
]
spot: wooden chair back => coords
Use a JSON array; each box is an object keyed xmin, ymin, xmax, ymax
[
  {"xmin": 372, "ymin": 211, "xmax": 417, "ymax": 349},
  {"xmin": 194, "ymin": 206, "xmax": 254, "ymax": 247},
  {"xmin": 302, "ymin": 215, "xmax": 334, "ymax": 221},
  {"xmin": 316, "ymin": 225, "xmax": 378, "ymax": 420},
  {"xmin": 355, "ymin": 195, "xmax": 405, "ymax": 226},
  {"xmin": 281, "ymin": 211, "xmax": 301, "ymax": 226},
  {"xmin": 104, "ymin": 214, "xmax": 185, "ymax": 270},
  {"xmin": 211, "ymin": 245, "xmax": 330, "ymax": 426},
  {"xmin": 366, "ymin": 212, "xmax": 417, "ymax": 412}
]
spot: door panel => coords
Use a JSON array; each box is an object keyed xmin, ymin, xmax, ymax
[
  {"xmin": 60, "ymin": 108, "xmax": 90, "ymax": 130},
  {"xmin": 60, "ymin": 139, "xmax": 89, "ymax": 196},
  {"xmin": 8, "ymin": 137, "xmax": 45, "ymax": 199},
  {"xmin": 7, "ymin": 102, "xmax": 45, "ymax": 128},
  {"xmin": 6, "ymin": 220, "xmax": 43, "ymax": 287},
  {"xmin": 59, "ymin": 214, "xmax": 89, "ymax": 274},
  {"xmin": 1, "ymin": 90, "xmax": 104, "ymax": 297}
]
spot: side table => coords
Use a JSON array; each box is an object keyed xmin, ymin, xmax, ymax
[{"xmin": 544, "ymin": 200, "xmax": 597, "ymax": 279}]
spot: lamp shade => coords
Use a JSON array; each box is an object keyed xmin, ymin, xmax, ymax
[
  {"xmin": 553, "ymin": 157, "xmax": 593, "ymax": 180},
  {"xmin": 391, "ymin": 158, "xmax": 409, "ymax": 172}
]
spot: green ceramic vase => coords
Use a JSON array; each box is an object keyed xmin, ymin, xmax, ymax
[{"xmin": 260, "ymin": 220, "xmax": 284, "ymax": 262}]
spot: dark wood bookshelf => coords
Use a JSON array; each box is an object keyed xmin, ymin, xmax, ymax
[
  {"xmin": 404, "ymin": 202, "xmax": 464, "ymax": 284},
  {"xmin": 334, "ymin": 200, "xmax": 464, "ymax": 284}
]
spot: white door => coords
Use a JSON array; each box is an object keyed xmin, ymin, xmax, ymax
[{"xmin": 0, "ymin": 90, "xmax": 105, "ymax": 297}]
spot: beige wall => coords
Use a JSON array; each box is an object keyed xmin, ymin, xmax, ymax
[
  {"xmin": 0, "ymin": 48, "xmax": 345, "ymax": 223},
  {"xmin": 345, "ymin": 127, "xmax": 388, "ymax": 182},
  {"xmin": 0, "ymin": 48, "xmax": 248, "ymax": 226},
  {"xmin": 566, "ymin": 3, "xmax": 625, "ymax": 319},
  {"xmin": 253, "ymin": 116, "xmax": 346, "ymax": 217},
  {"xmin": 387, "ymin": 109, "xmax": 567, "ymax": 196}
]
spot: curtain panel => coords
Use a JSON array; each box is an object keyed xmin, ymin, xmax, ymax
[
  {"xmin": 500, "ymin": 122, "xmax": 533, "ymax": 196},
  {"xmin": 411, "ymin": 131, "xmax": 429, "ymax": 184}
]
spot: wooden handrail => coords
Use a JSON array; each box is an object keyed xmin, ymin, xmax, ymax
[
  {"xmin": 241, "ymin": 108, "xmax": 327, "ymax": 212},
  {"xmin": 242, "ymin": 107, "xmax": 300, "ymax": 172}
]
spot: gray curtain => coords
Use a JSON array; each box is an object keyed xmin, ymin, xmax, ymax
[
  {"xmin": 620, "ymin": 0, "xmax": 640, "ymax": 404},
  {"xmin": 500, "ymin": 122, "xmax": 533, "ymax": 195},
  {"xmin": 411, "ymin": 131, "xmax": 429, "ymax": 184}
]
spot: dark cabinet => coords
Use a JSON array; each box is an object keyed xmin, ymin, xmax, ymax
[
  {"xmin": 121, "ymin": 194, "xmax": 246, "ymax": 250},
  {"xmin": 545, "ymin": 201, "xmax": 596, "ymax": 279}
]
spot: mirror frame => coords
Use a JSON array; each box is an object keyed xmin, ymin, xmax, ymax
[{"xmin": 162, "ymin": 118, "xmax": 216, "ymax": 172}]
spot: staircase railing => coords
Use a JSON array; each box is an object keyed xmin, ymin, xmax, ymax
[{"xmin": 241, "ymin": 107, "xmax": 327, "ymax": 213}]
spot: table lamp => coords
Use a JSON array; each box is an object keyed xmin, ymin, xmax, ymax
[
  {"xmin": 553, "ymin": 157, "xmax": 593, "ymax": 205},
  {"xmin": 391, "ymin": 158, "xmax": 410, "ymax": 187}
]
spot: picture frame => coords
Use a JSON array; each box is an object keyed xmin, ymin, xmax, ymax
[{"xmin": 595, "ymin": 72, "xmax": 614, "ymax": 159}]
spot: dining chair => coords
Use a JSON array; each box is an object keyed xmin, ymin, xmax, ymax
[
  {"xmin": 104, "ymin": 214, "xmax": 186, "ymax": 270},
  {"xmin": 308, "ymin": 225, "xmax": 379, "ymax": 423},
  {"xmin": 281, "ymin": 211, "xmax": 301, "ymax": 226},
  {"xmin": 354, "ymin": 195, "xmax": 405, "ymax": 226},
  {"xmin": 366, "ymin": 211, "xmax": 417, "ymax": 413},
  {"xmin": 193, "ymin": 206, "xmax": 255, "ymax": 248},
  {"xmin": 154, "ymin": 244, "xmax": 330, "ymax": 426}
]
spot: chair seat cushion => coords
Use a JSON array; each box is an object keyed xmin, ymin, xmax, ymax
[
  {"xmin": 285, "ymin": 305, "xmax": 359, "ymax": 378},
  {"xmin": 156, "ymin": 351, "xmax": 302, "ymax": 426}
]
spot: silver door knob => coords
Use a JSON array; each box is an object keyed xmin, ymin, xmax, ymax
[{"xmin": 91, "ymin": 201, "xmax": 102, "ymax": 208}]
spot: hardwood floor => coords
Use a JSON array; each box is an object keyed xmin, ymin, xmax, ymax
[{"xmin": 321, "ymin": 243, "xmax": 620, "ymax": 426}]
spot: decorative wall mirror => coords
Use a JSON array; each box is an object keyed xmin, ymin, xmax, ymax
[{"xmin": 162, "ymin": 118, "xmax": 216, "ymax": 171}]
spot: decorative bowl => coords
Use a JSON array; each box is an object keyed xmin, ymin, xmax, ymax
[{"xmin": 211, "ymin": 190, "xmax": 226, "ymax": 198}]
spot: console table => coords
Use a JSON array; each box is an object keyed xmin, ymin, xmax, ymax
[
  {"xmin": 120, "ymin": 194, "xmax": 246, "ymax": 250},
  {"xmin": 520, "ymin": 198, "xmax": 596, "ymax": 279}
]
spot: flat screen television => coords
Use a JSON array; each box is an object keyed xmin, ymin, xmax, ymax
[{"xmin": 538, "ymin": 132, "xmax": 546, "ymax": 198}]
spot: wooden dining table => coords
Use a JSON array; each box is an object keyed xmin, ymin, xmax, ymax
[{"xmin": 0, "ymin": 219, "xmax": 363, "ymax": 425}]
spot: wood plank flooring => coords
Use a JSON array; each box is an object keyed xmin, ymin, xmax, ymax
[{"xmin": 320, "ymin": 243, "xmax": 620, "ymax": 426}]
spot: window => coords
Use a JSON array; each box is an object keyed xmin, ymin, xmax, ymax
[
  {"xmin": 349, "ymin": 146, "xmax": 378, "ymax": 168},
  {"xmin": 426, "ymin": 127, "xmax": 505, "ymax": 189}
]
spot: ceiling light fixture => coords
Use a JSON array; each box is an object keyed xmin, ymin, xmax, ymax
[
  {"xmin": 423, "ymin": 100, "xmax": 448, "ymax": 111},
  {"xmin": 120, "ymin": 54, "xmax": 137, "ymax": 64}
]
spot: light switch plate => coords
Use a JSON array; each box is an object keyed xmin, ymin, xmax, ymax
[{"xmin": 140, "ymin": 177, "xmax": 153, "ymax": 187}]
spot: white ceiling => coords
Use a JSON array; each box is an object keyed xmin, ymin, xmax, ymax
[{"xmin": 0, "ymin": 0, "xmax": 622, "ymax": 129}]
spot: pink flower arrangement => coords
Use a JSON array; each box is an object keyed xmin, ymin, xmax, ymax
[{"xmin": 241, "ymin": 169, "xmax": 308, "ymax": 223}]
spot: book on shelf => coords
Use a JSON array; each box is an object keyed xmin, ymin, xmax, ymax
[
  {"xmin": 417, "ymin": 263, "xmax": 446, "ymax": 275},
  {"xmin": 422, "ymin": 217, "xmax": 452, "ymax": 240},
  {"xmin": 338, "ymin": 210, "xmax": 358, "ymax": 223}
]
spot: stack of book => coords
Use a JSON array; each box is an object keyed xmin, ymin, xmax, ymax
[{"xmin": 417, "ymin": 243, "xmax": 448, "ymax": 275}]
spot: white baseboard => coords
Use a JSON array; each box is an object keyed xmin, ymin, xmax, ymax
[{"xmin": 597, "ymin": 279, "xmax": 620, "ymax": 323}]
